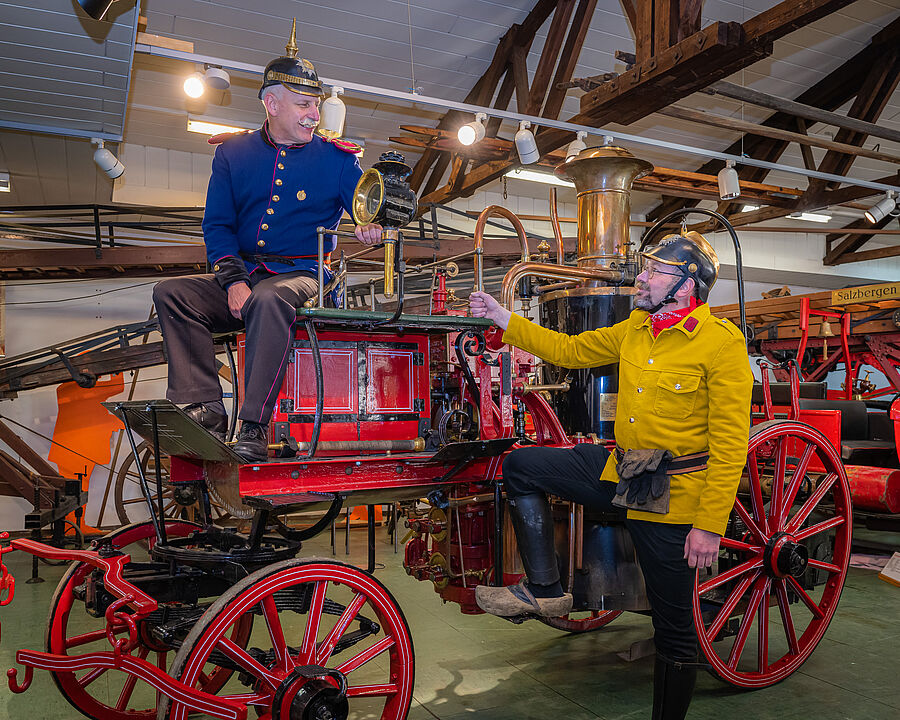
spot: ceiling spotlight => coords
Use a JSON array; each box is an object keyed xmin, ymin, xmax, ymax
[
  {"xmin": 76, "ymin": 0, "xmax": 118, "ymax": 21},
  {"xmin": 865, "ymin": 191, "xmax": 897, "ymax": 223},
  {"xmin": 565, "ymin": 131, "xmax": 587, "ymax": 160},
  {"xmin": 717, "ymin": 159, "xmax": 740, "ymax": 200},
  {"xmin": 515, "ymin": 120, "xmax": 540, "ymax": 164},
  {"xmin": 183, "ymin": 72, "xmax": 206, "ymax": 98},
  {"xmin": 320, "ymin": 87, "xmax": 346, "ymax": 140},
  {"xmin": 458, "ymin": 113, "xmax": 487, "ymax": 146},
  {"xmin": 91, "ymin": 139, "xmax": 124, "ymax": 179},
  {"xmin": 204, "ymin": 65, "xmax": 230, "ymax": 91}
]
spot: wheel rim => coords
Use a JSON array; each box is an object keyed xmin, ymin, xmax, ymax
[
  {"xmin": 538, "ymin": 610, "xmax": 621, "ymax": 633},
  {"xmin": 162, "ymin": 559, "xmax": 414, "ymax": 720},
  {"xmin": 693, "ymin": 420, "xmax": 852, "ymax": 688},
  {"xmin": 115, "ymin": 441, "xmax": 233, "ymax": 526},
  {"xmin": 46, "ymin": 520, "xmax": 249, "ymax": 720}
]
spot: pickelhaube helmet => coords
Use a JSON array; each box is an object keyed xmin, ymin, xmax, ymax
[
  {"xmin": 258, "ymin": 19, "xmax": 324, "ymax": 100},
  {"xmin": 641, "ymin": 230, "xmax": 719, "ymax": 302}
]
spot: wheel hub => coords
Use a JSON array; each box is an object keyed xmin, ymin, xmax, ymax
[
  {"xmin": 271, "ymin": 666, "xmax": 349, "ymax": 720},
  {"xmin": 764, "ymin": 532, "xmax": 809, "ymax": 579}
]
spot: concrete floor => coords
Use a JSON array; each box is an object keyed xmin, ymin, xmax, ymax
[{"xmin": 0, "ymin": 526, "xmax": 898, "ymax": 720}]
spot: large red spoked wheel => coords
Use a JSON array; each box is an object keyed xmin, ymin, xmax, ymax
[
  {"xmin": 158, "ymin": 559, "xmax": 415, "ymax": 720},
  {"xmin": 693, "ymin": 420, "xmax": 852, "ymax": 688},
  {"xmin": 539, "ymin": 610, "xmax": 621, "ymax": 633},
  {"xmin": 46, "ymin": 520, "xmax": 250, "ymax": 720}
]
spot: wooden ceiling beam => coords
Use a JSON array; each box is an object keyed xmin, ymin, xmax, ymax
[
  {"xmin": 422, "ymin": 0, "xmax": 856, "ymax": 211},
  {"xmin": 656, "ymin": 104, "xmax": 900, "ymax": 165},
  {"xmin": 704, "ymin": 79, "xmax": 900, "ymax": 147},
  {"xmin": 407, "ymin": 0, "xmax": 556, "ymax": 193},
  {"xmin": 541, "ymin": 0, "xmax": 598, "ymax": 121},
  {"xmin": 648, "ymin": 15, "xmax": 900, "ymax": 222},
  {"xmin": 525, "ymin": 0, "xmax": 577, "ymax": 116}
]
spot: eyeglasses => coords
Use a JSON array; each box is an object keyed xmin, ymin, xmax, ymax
[{"xmin": 643, "ymin": 265, "xmax": 682, "ymax": 279}]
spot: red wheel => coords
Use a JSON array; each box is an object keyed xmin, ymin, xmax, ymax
[
  {"xmin": 158, "ymin": 559, "xmax": 415, "ymax": 720},
  {"xmin": 539, "ymin": 610, "xmax": 621, "ymax": 633},
  {"xmin": 693, "ymin": 420, "xmax": 852, "ymax": 688},
  {"xmin": 46, "ymin": 520, "xmax": 250, "ymax": 720}
]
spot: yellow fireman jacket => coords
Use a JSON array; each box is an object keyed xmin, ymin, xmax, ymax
[{"xmin": 503, "ymin": 303, "xmax": 753, "ymax": 536}]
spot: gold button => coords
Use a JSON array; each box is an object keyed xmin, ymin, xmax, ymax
[
  {"xmin": 213, "ymin": 264, "xmax": 220, "ymax": 271},
  {"xmin": 261, "ymin": 223, "xmax": 269, "ymax": 230},
  {"xmin": 257, "ymin": 240, "xmax": 265, "ymax": 247},
  {"xmin": 278, "ymin": 163, "xmax": 284, "ymax": 169},
  {"xmin": 275, "ymin": 179, "xmax": 283, "ymax": 186},
  {"xmin": 272, "ymin": 195, "xmax": 279, "ymax": 201},
  {"xmin": 266, "ymin": 208, "xmax": 274, "ymax": 215},
  {"xmin": 280, "ymin": 150, "xmax": 286, "ymax": 157}
]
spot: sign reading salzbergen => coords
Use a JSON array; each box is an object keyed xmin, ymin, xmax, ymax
[{"xmin": 831, "ymin": 282, "xmax": 900, "ymax": 306}]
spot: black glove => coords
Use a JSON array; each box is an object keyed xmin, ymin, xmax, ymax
[{"xmin": 617, "ymin": 449, "xmax": 673, "ymax": 506}]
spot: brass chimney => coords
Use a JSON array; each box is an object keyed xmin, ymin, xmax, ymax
[{"xmin": 554, "ymin": 144, "xmax": 653, "ymax": 274}]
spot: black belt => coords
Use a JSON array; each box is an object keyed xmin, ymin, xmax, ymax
[
  {"xmin": 615, "ymin": 446, "xmax": 709, "ymax": 474},
  {"xmin": 241, "ymin": 253, "xmax": 296, "ymax": 266}
]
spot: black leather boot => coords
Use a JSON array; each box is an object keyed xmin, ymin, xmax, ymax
[
  {"xmin": 474, "ymin": 492, "xmax": 572, "ymax": 617},
  {"xmin": 652, "ymin": 655, "xmax": 698, "ymax": 720},
  {"xmin": 234, "ymin": 421, "xmax": 269, "ymax": 463},
  {"xmin": 183, "ymin": 403, "xmax": 227, "ymax": 442},
  {"xmin": 507, "ymin": 493, "xmax": 561, "ymax": 586}
]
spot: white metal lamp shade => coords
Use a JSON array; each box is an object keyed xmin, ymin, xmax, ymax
[
  {"xmin": 717, "ymin": 160, "xmax": 740, "ymax": 200},
  {"xmin": 320, "ymin": 87, "xmax": 346, "ymax": 139},
  {"xmin": 864, "ymin": 192, "xmax": 897, "ymax": 223},
  {"xmin": 515, "ymin": 120, "xmax": 540, "ymax": 164},
  {"xmin": 565, "ymin": 131, "xmax": 587, "ymax": 160},
  {"xmin": 458, "ymin": 113, "xmax": 487, "ymax": 146},
  {"xmin": 92, "ymin": 141, "xmax": 125, "ymax": 179}
]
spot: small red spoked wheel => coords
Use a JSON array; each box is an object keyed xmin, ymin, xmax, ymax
[
  {"xmin": 46, "ymin": 520, "xmax": 250, "ymax": 720},
  {"xmin": 158, "ymin": 559, "xmax": 415, "ymax": 720},
  {"xmin": 539, "ymin": 610, "xmax": 621, "ymax": 633},
  {"xmin": 693, "ymin": 420, "xmax": 852, "ymax": 688}
]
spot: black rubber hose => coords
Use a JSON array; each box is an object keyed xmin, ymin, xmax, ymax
[
  {"xmin": 305, "ymin": 319, "xmax": 324, "ymax": 459},
  {"xmin": 223, "ymin": 340, "xmax": 239, "ymax": 443}
]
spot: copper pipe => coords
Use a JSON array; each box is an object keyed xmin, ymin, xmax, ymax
[
  {"xmin": 499, "ymin": 261, "xmax": 624, "ymax": 309},
  {"xmin": 549, "ymin": 187, "xmax": 565, "ymax": 265},
  {"xmin": 473, "ymin": 205, "xmax": 530, "ymax": 292}
]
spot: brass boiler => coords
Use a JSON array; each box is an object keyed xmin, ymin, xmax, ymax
[{"xmin": 539, "ymin": 144, "xmax": 653, "ymax": 439}]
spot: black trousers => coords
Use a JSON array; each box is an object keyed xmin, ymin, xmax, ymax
[
  {"xmin": 502, "ymin": 444, "xmax": 698, "ymax": 660},
  {"xmin": 153, "ymin": 269, "xmax": 318, "ymax": 424}
]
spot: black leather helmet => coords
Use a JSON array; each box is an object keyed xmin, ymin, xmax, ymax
[
  {"xmin": 258, "ymin": 19, "xmax": 323, "ymax": 100},
  {"xmin": 641, "ymin": 230, "xmax": 719, "ymax": 302}
]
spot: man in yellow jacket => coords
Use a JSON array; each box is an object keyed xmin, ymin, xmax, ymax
[{"xmin": 469, "ymin": 231, "xmax": 752, "ymax": 720}]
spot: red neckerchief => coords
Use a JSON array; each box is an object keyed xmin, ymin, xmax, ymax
[{"xmin": 650, "ymin": 297, "xmax": 699, "ymax": 337}]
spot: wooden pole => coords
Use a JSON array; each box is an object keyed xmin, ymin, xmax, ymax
[
  {"xmin": 658, "ymin": 104, "xmax": 900, "ymax": 165},
  {"xmin": 704, "ymin": 80, "xmax": 900, "ymax": 145}
]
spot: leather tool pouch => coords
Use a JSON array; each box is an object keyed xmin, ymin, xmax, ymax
[{"xmin": 612, "ymin": 448, "xmax": 673, "ymax": 514}]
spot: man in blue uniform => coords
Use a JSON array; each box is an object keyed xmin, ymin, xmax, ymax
[{"xmin": 153, "ymin": 22, "xmax": 381, "ymax": 462}]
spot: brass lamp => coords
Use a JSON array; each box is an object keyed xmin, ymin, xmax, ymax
[{"xmin": 352, "ymin": 152, "xmax": 417, "ymax": 298}]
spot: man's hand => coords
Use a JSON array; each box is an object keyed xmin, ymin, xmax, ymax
[
  {"xmin": 227, "ymin": 282, "xmax": 252, "ymax": 320},
  {"xmin": 355, "ymin": 223, "xmax": 383, "ymax": 246},
  {"xmin": 684, "ymin": 528, "xmax": 721, "ymax": 568},
  {"xmin": 469, "ymin": 291, "xmax": 512, "ymax": 330}
]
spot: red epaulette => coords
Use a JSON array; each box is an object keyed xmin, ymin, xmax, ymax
[
  {"xmin": 323, "ymin": 136, "xmax": 363, "ymax": 154},
  {"xmin": 208, "ymin": 129, "xmax": 253, "ymax": 145}
]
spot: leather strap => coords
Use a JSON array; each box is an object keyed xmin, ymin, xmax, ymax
[{"xmin": 615, "ymin": 446, "xmax": 709, "ymax": 475}]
